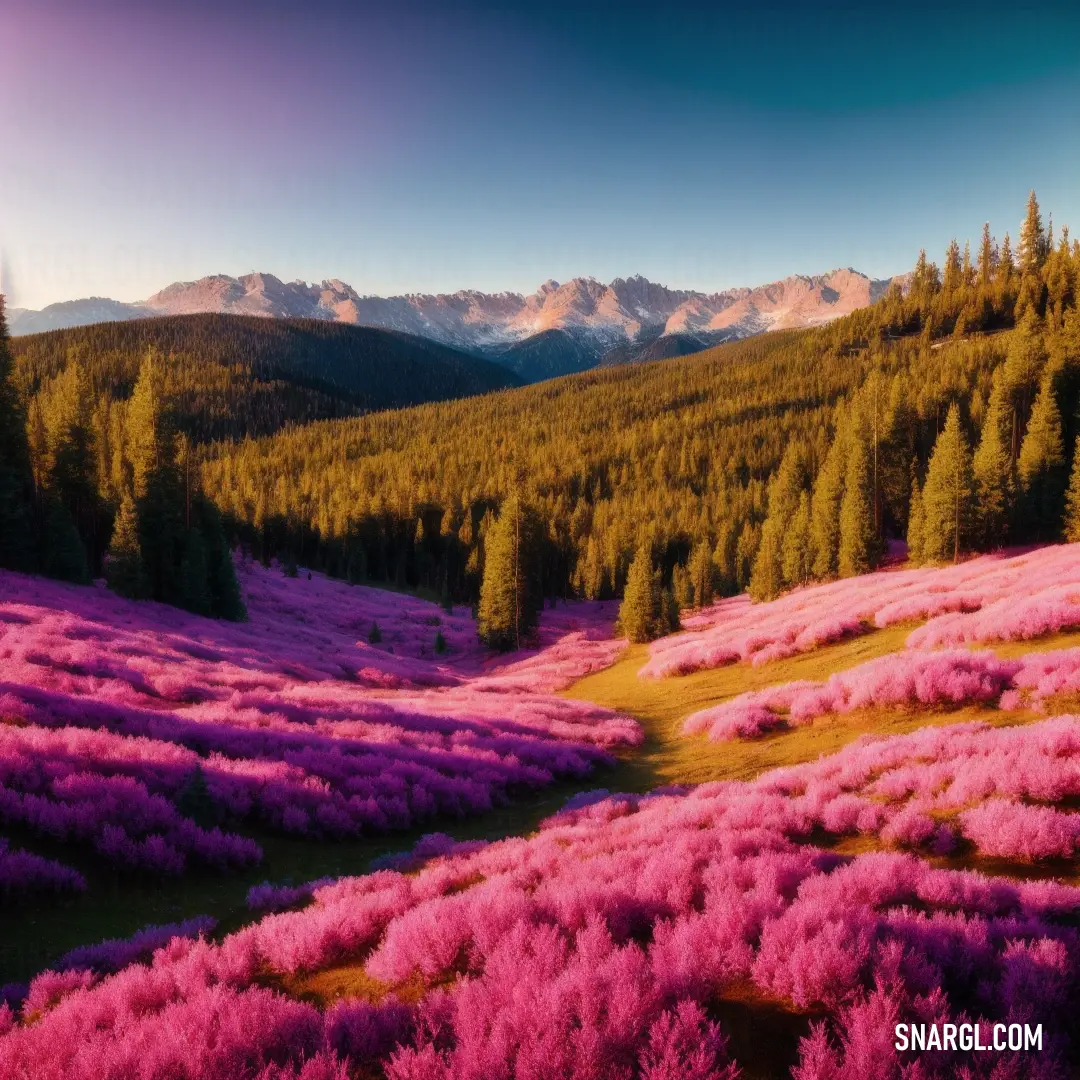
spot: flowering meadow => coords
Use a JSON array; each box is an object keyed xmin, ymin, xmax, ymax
[
  {"xmin": 0, "ymin": 563, "xmax": 638, "ymax": 892},
  {"xmin": 644, "ymin": 544, "xmax": 1080, "ymax": 677},
  {"xmin": 3, "ymin": 744, "xmax": 1079, "ymax": 1079},
  {"xmin": 6, "ymin": 550, "xmax": 1080, "ymax": 1077}
]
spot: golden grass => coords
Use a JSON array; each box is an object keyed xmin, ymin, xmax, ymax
[
  {"xmin": 560, "ymin": 624, "xmax": 1040, "ymax": 789},
  {"xmin": 991, "ymin": 628, "xmax": 1080, "ymax": 658}
]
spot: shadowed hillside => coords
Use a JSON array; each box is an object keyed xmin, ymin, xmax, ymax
[{"xmin": 10, "ymin": 313, "xmax": 521, "ymax": 443}]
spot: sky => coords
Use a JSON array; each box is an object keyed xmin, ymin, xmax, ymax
[{"xmin": 2, "ymin": 0, "xmax": 1079, "ymax": 310}]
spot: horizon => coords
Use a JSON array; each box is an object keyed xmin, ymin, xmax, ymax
[{"xmin": 3, "ymin": 0, "xmax": 1079, "ymax": 310}]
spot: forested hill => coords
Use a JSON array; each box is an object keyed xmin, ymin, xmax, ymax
[
  {"xmin": 10, "ymin": 313, "xmax": 521, "ymax": 443},
  {"xmin": 3, "ymin": 191, "xmax": 1078, "ymax": 635},
  {"xmin": 199, "ymin": 192, "xmax": 1080, "ymax": 618}
]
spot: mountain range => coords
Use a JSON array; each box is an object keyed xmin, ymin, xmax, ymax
[{"xmin": 8, "ymin": 268, "xmax": 899, "ymax": 381}]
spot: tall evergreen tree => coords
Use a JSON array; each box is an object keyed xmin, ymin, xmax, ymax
[
  {"xmin": 105, "ymin": 491, "xmax": 148, "ymax": 599},
  {"xmin": 972, "ymin": 377, "xmax": 1014, "ymax": 547},
  {"xmin": 906, "ymin": 477, "xmax": 925, "ymax": 565},
  {"xmin": 42, "ymin": 497, "xmax": 90, "ymax": 584},
  {"xmin": 618, "ymin": 543, "xmax": 662, "ymax": 643},
  {"xmin": 1002, "ymin": 313, "xmax": 1047, "ymax": 461},
  {"xmin": 997, "ymin": 233, "xmax": 1015, "ymax": 287},
  {"xmin": 781, "ymin": 490, "xmax": 814, "ymax": 587},
  {"xmin": 42, "ymin": 360, "xmax": 96, "ymax": 572},
  {"xmin": 942, "ymin": 238, "xmax": 962, "ymax": 293},
  {"xmin": 1018, "ymin": 190, "xmax": 1048, "ymax": 276},
  {"xmin": 751, "ymin": 444, "xmax": 806, "ymax": 599},
  {"xmin": 477, "ymin": 494, "xmax": 542, "ymax": 650},
  {"xmin": 687, "ymin": 538, "xmax": 715, "ymax": 609},
  {"xmin": 961, "ymin": 240, "xmax": 975, "ymax": 289},
  {"xmin": 921, "ymin": 405, "xmax": 974, "ymax": 563},
  {"xmin": 128, "ymin": 353, "xmax": 184, "ymax": 603},
  {"xmin": 810, "ymin": 430, "xmax": 846, "ymax": 579},
  {"xmin": 977, "ymin": 222, "xmax": 997, "ymax": 287},
  {"xmin": 1017, "ymin": 377, "xmax": 1066, "ymax": 540},
  {"xmin": 0, "ymin": 295, "xmax": 36, "ymax": 571},
  {"xmin": 838, "ymin": 437, "xmax": 875, "ymax": 577},
  {"xmin": 181, "ymin": 527, "xmax": 212, "ymax": 616},
  {"xmin": 749, "ymin": 516, "xmax": 785, "ymax": 601},
  {"xmin": 734, "ymin": 520, "xmax": 760, "ymax": 592}
]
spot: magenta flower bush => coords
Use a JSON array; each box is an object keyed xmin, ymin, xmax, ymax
[
  {"xmin": 0, "ymin": 839, "xmax": 85, "ymax": 899},
  {"xmin": 683, "ymin": 650, "xmax": 1020, "ymax": 741},
  {"xmin": 0, "ymin": 564, "xmax": 640, "ymax": 885},
  {"xmin": 1, "ymin": 765, "xmax": 1076, "ymax": 1078},
  {"xmin": 645, "ymin": 544, "xmax": 1080, "ymax": 678}
]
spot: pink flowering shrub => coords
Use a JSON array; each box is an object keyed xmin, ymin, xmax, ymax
[
  {"xmin": 3, "ymin": 738, "xmax": 1079, "ymax": 1077},
  {"xmin": 0, "ymin": 566, "xmax": 640, "ymax": 885},
  {"xmin": 684, "ymin": 650, "xmax": 1019, "ymax": 741},
  {"xmin": 646, "ymin": 544, "xmax": 1080, "ymax": 678},
  {"xmin": 53, "ymin": 917, "xmax": 217, "ymax": 974},
  {"xmin": 0, "ymin": 838, "xmax": 85, "ymax": 898},
  {"xmin": 248, "ymin": 879, "xmax": 336, "ymax": 913},
  {"xmin": 958, "ymin": 800, "xmax": 1080, "ymax": 861}
]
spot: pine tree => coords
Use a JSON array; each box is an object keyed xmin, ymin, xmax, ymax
[
  {"xmin": 961, "ymin": 240, "xmax": 975, "ymax": 289},
  {"xmin": 781, "ymin": 490, "xmax": 813, "ymax": 587},
  {"xmin": 751, "ymin": 444, "xmax": 806, "ymax": 598},
  {"xmin": 749, "ymin": 516, "xmax": 785, "ymax": 601},
  {"xmin": 198, "ymin": 498, "xmax": 246, "ymax": 620},
  {"xmin": 978, "ymin": 222, "xmax": 997, "ymax": 287},
  {"xmin": 972, "ymin": 377, "xmax": 1014, "ymax": 548},
  {"xmin": 105, "ymin": 491, "xmax": 148, "ymax": 598},
  {"xmin": 1064, "ymin": 436, "xmax": 1080, "ymax": 544},
  {"xmin": 906, "ymin": 477, "xmax": 925, "ymax": 564},
  {"xmin": 1017, "ymin": 377, "xmax": 1066, "ymax": 540},
  {"xmin": 911, "ymin": 249, "xmax": 941, "ymax": 306},
  {"xmin": 181, "ymin": 528, "xmax": 211, "ymax": 615},
  {"xmin": 43, "ymin": 359, "xmax": 98, "ymax": 564},
  {"xmin": 921, "ymin": 405, "xmax": 974, "ymax": 563},
  {"xmin": 711, "ymin": 519, "xmax": 738, "ymax": 596},
  {"xmin": 1002, "ymin": 312, "xmax": 1047, "ymax": 461},
  {"xmin": 128, "ymin": 353, "xmax": 184, "ymax": 603},
  {"xmin": 734, "ymin": 520, "xmax": 760, "ymax": 592},
  {"xmin": 997, "ymin": 233, "xmax": 1015, "ymax": 287},
  {"xmin": 687, "ymin": 538, "xmax": 715, "ymax": 609},
  {"xmin": 670, "ymin": 563, "xmax": 692, "ymax": 609},
  {"xmin": 42, "ymin": 496, "xmax": 90, "ymax": 583},
  {"xmin": 477, "ymin": 494, "xmax": 542, "ymax": 650},
  {"xmin": 0, "ymin": 295, "xmax": 36, "ymax": 571},
  {"xmin": 1019, "ymin": 190, "xmax": 1048, "ymax": 275},
  {"xmin": 811, "ymin": 431, "xmax": 846, "ymax": 578},
  {"xmin": 942, "ymin": 238, "xmax": 962, "ymax": 293},
  {"xmin": 838, "ymin": 437, "xmax": 875, "ymax": 577},
  {"xmin": 618, "ymin": 543, "xmax": 661, "ymax": 643}
]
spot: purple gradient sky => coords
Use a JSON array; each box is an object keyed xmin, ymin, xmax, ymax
[{"xmin": 2, "ymin": 0, "xmax": 1079, "ymax": 310}]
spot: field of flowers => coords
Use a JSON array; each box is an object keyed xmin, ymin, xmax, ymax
[
  {"xmin": 0, "ymin": 563, "xmax": 638, "ymax": 893},
  {"xmin": 644, "ymin": 544, "xmax": 1080, "ymax": 677},
  {"xmin": 5, "ymin": 547, "xmax": 1080, "ymax": 1078}
]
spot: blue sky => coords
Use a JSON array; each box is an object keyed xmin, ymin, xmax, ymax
[{"xmin": 2, "ymin": 0, "xmax": 1079, "ymax": 309}]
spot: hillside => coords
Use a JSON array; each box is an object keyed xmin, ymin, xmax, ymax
[
  {"xmin": 197, "ymin": 193, "xmax": 1080, "ymax": 610},
  {"xmin": 10, "ymin": 314, "xmax": 520, "ymax": 443}
]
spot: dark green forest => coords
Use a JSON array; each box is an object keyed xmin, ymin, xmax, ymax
[
  {"xmin": 10, "ymin": 314, "xmax": 520, "ymax": 443},
  {"xmin": 2, "ymin": 192, "xmax": 1079, "ymax": 641}
]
